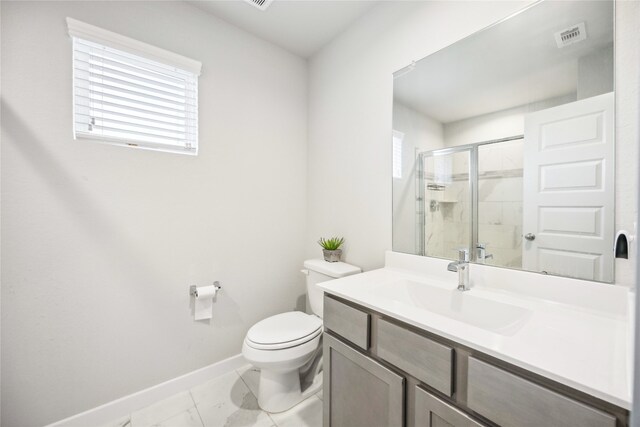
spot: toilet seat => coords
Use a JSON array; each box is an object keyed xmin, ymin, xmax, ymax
[{"xmin": 246, "ymin": 312, "xmax": 323, "ymax": 350}]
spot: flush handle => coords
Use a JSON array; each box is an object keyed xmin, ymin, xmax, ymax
[{"xmin": 524, "ymin": 233, "xmax": 536, "ymax": 241}]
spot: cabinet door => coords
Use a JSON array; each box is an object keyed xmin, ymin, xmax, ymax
[
  {"xmin": 324, "ymin": 333, "xmax": 404, "ymax": 427},
  {"xmin": 415, "ymin": 387, "xmax": 486, "ymax": 427}
]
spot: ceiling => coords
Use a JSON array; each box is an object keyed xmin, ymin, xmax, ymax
[
  {"xmin": 188, "ymin": 0, "xmax": 380, "ymax": 58},
  {"xmin": 393, "ymin": 1, "xmax": 614, "ymax": 124}
]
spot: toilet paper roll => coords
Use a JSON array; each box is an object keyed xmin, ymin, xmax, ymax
[
  {"xmin": 194, "ymin": 285, "xmax": 218, "ymax": 320},
  {"xmin": 194, "ymin": 285, "xmax": 218, "ymax": 299}
]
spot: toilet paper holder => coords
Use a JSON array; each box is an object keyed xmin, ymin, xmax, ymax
[{"xmin": 190, "ymin": 281, "xmax": 222, "ymax": 297}]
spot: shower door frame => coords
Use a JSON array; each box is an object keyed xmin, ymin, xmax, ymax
[{"xmin": 416, "ymin": 135, "xmax": 523, "ymax": 261}]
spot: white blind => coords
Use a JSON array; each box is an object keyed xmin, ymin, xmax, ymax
[{"xmin": 72, "ymin": 37, "xmax": 198, "ymax": 154}]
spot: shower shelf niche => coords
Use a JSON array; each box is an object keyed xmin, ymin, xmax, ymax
[{"xmin": 427, "ymin": 189, "xmax": 458, "ymax": 203}]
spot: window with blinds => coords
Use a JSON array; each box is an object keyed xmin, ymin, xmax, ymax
[{"xmin": 68, "ymin": 18, "xmax": 200, "ymax": 155}]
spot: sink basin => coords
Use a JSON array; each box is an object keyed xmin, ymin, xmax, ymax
[{"xmin": 376, "ymin": 279, "xmax": 532, "ymax": 335}]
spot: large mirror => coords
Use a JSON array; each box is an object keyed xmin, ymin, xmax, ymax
[{"xmin": 392, "ymin": 0, "xmax": 615, "ymax": 282}]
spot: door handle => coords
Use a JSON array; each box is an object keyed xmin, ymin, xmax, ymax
[{"xmin": 524, "ymin": 233, "xmax": 536, "ymax": 241}]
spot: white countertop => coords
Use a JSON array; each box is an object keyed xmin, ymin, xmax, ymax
[{"xmin": 317, "ymin": 251, "xmax": 633, "ymax": 409}]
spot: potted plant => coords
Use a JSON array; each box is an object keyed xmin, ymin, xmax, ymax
[{"xmin": 318, "ymin": 237, "xmax": 345, "ymax": 263}]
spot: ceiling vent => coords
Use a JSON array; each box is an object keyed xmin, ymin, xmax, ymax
[
  {"xmin": 554, "ymin": 22, "xmax": 587, "ymax": 48},
  {"xmin": 243, "ymin": 0, "xmax": 274, "ymax": 11}
]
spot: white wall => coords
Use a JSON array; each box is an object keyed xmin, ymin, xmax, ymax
[
  {"xmin": 307, "ymin": 1, "xmax": 535, "ymax": 271},
  {"xmin": 578, "ymin": 44, "xmax": 614, "ymax": 100},
  {"xmin": 443, "ymin": 94, "xmax": 575, "ymax": 147},
  {"xmin": 308, "ymin": 0, "xmax": 639, "ymax": 287},
  {"xmin": 1, "ymin": 2, "xmax": 307, "ymax": 426},
  {"xmin": 614, "ymin": 0, "xmax": 639, "ymax": 287},
  {"xmin": 442, "ymin": 44, "xmax": 612, "ymax": 147}
]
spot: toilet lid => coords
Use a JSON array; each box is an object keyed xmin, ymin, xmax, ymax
[{"xmin": 246, "ymin": 312, "xmax": 322, "ymax": 348}]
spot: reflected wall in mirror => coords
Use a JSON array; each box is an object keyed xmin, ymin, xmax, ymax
[{"xmin": 392, "ymin": 0, "xmax": 616, "ymax": 282}]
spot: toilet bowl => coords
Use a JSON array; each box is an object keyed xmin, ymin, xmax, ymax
[
  {"xmin": 243, "ymin": 311, "xmax": 323, "ymax": 412},
  {"xmin": 242, "ymin": 259, "xmax": 361, "ymax": 413}
]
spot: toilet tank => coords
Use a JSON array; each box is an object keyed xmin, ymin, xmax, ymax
[{"xmin": 303, "ymin": 259, "xmax": 361, "ymax": 318}]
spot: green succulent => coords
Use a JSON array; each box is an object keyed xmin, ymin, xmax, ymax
[{"xmin": 318, "ymin": 237, "xmax": 345, "ymax": 250}]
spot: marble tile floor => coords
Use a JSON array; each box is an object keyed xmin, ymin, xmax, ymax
[{"xmin": 100, "ymin": 365, "xmax": 323, "ymax": 427}]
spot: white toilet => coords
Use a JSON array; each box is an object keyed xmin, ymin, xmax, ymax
[{"xmin": 242, "ymin": 259, "xmax": 361, "ymax": 413}]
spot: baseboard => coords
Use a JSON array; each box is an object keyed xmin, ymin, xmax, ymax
[{"xmin": 47, "ymin": 353, "xmax": 247, "ymax": 427}]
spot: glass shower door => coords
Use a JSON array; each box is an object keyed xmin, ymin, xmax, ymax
[
  {"xmin": 477, "ymin": 139, "xmax": 524, "ymax": 268},
  {"xmin": 421, "ymin": 148, "xmax": 472, "ymax": 259}
]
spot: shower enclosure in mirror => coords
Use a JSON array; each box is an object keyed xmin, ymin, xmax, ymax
[
  {"xmin": 418, "ymin": 137, "xmax": 525, "ymax": 269},
  {"xmin": 417, "ymin": 146, "xmax": 473, "ymax": 260},
  {"xmin": 392, "ymin": 0, "xmax": 615, "ymax": 282}
]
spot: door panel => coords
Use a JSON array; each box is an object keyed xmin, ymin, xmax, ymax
[
  {"xmin": 522, "ymin": 92, "xmax": 614, "ymax": 281},
  {"xmin": 540, "ymin": 160, "xmax": 603, "ymax": 191},
  {"xmin": 538, "ymin": 207, "xmax": 602, "ymax": 236}
]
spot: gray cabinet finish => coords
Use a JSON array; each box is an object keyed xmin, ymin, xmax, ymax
[
  {"xmin": 378, "ymin": 319, "xmax": 454, "ymax": 396},
  {"xmin": 323, "ymin": 296, "xmax": 370, "ymax": 350},
  {"xmin": 322, "ymin": 295, "xmax": 627, "ymax": 427},
  {"xmin": 415, "ymin": 387, "xmax": 486, "ymax": 427},
  {"xmin": 323, "ymin": 333, "xmax": 404, "ymax": 427},
  {"xmin": 467, "ymin": 357, "xmax": 617, "ymax": 427}
]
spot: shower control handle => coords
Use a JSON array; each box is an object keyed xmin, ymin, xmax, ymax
[{"xmin": 524, "ymin": 233, "xmax": 536, "ymax": 241}]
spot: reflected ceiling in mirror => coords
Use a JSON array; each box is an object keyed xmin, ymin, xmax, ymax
[{"xmin": 392, "ymin": 0, "xmax": 615, "ymax": 282}]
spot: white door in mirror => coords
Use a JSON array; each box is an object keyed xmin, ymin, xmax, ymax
[{"xmin": 522, "ymin": 92, "xmax": 614, "ymax": 282}]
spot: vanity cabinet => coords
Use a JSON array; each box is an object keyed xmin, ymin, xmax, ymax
[
  {"xmin": 323, "ymin": 333, "xmax": 404, "ymax": 427},
  {"xmin": 322, "ymin": 294, "xmax": 629, "ymax": 427}
]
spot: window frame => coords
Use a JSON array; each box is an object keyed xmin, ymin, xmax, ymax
[{"xmin": 67, "ymin": 18, "xmax": 202, "ymax": 155}]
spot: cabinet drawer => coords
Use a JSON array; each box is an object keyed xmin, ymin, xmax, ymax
[
  {"xmin": 416, "ymin": 386, "xmax": 487, "ymax": 427},
  {"xmin": 377, "ymin": 319, "xmax": 453, "ymax": 396},
  {"xmin": 323, "ymin": 296, "xmax": 370, "ymax": 350},
  {"xmin": 467, "ymin": 358, "xmax": 616, "ymax": 427}
]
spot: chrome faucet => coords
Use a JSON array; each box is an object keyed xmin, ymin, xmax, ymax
[
  {"xmin": 476, "ymin": 243, "xmax": 493, "ymax": 264},
  {"xmin": 448, "ymin": 249, "xmax": 470, "ymax": 291}
]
